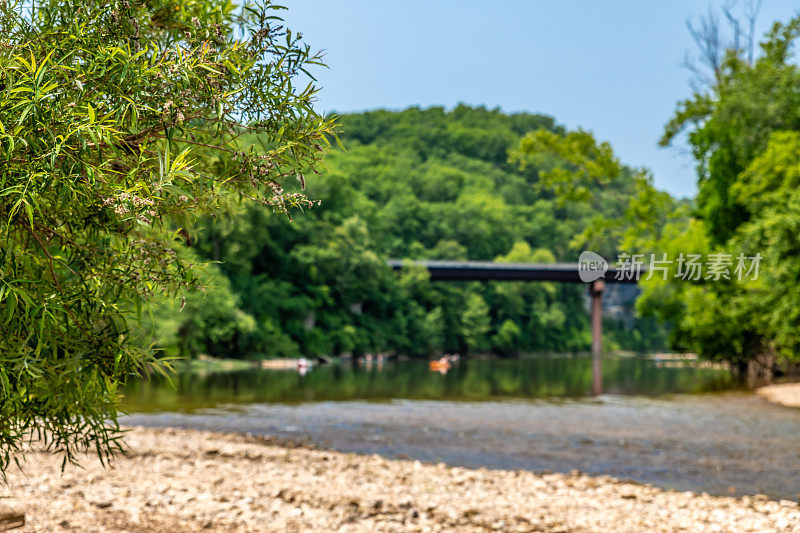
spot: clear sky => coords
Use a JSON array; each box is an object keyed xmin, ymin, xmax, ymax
[{"xmin": 281, "ymin": 1, "xmax": 799, "ymax": 198}]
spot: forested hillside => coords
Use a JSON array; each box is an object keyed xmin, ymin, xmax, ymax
[
  {"xmin": 634, "ymin": 16, "xmax": 800, "ymax": 376},
  {"xmin": 139, "ymin": 106, "xmax": 670, "ymax": 358}
]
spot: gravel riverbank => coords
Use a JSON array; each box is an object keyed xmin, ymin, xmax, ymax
[
  {"xmin": 1, "ymin": 426, "xmax": 798, "ymax": 532},
  {"xmin": 757, "ymin": 382, "xmax": 800, "ymax": 409}
]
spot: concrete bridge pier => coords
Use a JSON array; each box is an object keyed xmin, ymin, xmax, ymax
[{"xmin": 589, "ymin": 279, "xmax": 605, "ymax": 396}]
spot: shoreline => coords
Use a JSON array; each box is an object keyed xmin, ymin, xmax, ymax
[
  {"xmin": 1, "ymin": 426, "xmax": 798, "ymax": 532},
  {"xmin": 756, "ymin": 382, "xmax": 800, "ymax": 408}
]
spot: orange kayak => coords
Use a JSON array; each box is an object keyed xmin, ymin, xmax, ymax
[{"xmin": 429, "ymin": 359, "xmax": 451, "ymax": 372}]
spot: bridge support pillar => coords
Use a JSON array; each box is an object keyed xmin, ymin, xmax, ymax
[{"xmin": 590, "ymin": 279, "xmax": 605, "ymax": 396}]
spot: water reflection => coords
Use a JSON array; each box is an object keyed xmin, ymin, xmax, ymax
[{"xmin": 123, "ymin": 356, "xmax": 739, "ymax": 413}]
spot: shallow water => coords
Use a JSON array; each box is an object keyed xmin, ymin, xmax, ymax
[{"xmin": 121, "ymin": 357, "xmax": 800, "ymax": 500}]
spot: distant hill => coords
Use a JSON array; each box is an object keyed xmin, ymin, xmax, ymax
[{"xmin": 141, "ymin": 106, "xmax": 670, "ymax": 358}]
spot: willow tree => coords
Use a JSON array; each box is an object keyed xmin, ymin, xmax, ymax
[{"xmin": 0, "ymin": 0, "xmax": 333, "ymax": 470}]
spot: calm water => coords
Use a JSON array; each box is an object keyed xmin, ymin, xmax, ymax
[
  {"xmin": 123, "ymin": 356, "xmax": 737, "ymax": 411},
  {"xmin": 121, "ymin": 357, "xmax": 800, "ymax": 500}
]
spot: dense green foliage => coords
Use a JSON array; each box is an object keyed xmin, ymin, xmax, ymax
[
  {"xmin": 145, "ymin": 106, "xmax": 670, "ymax": 359},
  {"xmin": 637, "ymin": 15, "xmax": 800, "ymax": 373},
  {"xmin": 0, "ymin": 0, "xmax": 332, "ymax": 469}
]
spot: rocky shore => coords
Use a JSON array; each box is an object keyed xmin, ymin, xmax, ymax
[
  {"xmin": 1, "ymin": 426, "xmax": 798, "ymax": 532},
  {"xmin": 757, "ymin": 382, "xmax": 800, "ymax": 409}
]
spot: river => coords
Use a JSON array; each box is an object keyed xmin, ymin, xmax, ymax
[{"xmin": 121, "ymin": 356, "xmax": 800, "ymax": 500}]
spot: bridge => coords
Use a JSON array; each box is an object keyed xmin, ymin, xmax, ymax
[
  {"xmin": 388, "ymin": 260, "xmax": 644, "ymax": 395},
  {"xmin": 386, "ymin": 260, "xmax": 641, "ymax": 283}
]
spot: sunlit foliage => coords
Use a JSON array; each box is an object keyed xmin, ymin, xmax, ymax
[{"xmin": 0, "ymin": 0, "xmax": 333, "ymax": 470}]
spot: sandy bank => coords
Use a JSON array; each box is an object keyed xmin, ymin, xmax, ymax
[
  {"xmin": 757, "ymin": 382, "xmax": 800, "ymax": 408},
  {"xmin": 0, "ymin": 426, "xmax": 798, "ymax": 532}
]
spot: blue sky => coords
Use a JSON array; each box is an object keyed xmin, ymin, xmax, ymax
[{"xmin": 281, "ymin": 1, "xmax": 799, "ymax": 198}]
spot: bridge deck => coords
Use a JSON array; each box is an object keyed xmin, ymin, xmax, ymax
[{"xmin": 387, "ymin": 260, "xmax": 641, "ymax": 283}]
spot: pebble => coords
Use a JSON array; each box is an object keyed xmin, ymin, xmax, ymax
[{"xmin": 0, "ymin": 426, "xmax": 797, "ymax": 532}]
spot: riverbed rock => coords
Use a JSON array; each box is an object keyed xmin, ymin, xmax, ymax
[{"xmin": 0, "ymin": 426, "xmax": 797, "ymax": 531}]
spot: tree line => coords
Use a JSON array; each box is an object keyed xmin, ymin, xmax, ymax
[{"xmin": 137, "ymin": 105, "xmax": 671, "ymax": 359}]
